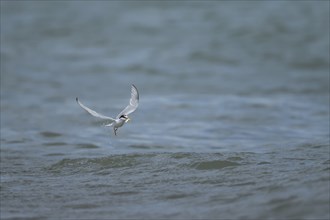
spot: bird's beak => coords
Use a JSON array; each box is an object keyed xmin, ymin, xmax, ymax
[{"xmin": 126, "ymin": 118, "xmax": 130, "ymax": 122}]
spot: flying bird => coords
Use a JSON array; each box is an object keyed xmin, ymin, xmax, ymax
[{"xmin": 76, "ymin": 84, "xmax": 139, "ymax": 136}]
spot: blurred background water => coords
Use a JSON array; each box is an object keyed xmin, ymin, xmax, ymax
[{"xmin": 1, "ymin": 1, "xmax": 329, "ymax": 219}]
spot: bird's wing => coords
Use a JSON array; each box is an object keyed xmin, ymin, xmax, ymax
[
  {"xmin": 116, "ymin": 84, "xmax": 139, "ymax": 118},
  {"xmin": 76, "ymin": 97, "xmax": 115, "ymax": 122}
]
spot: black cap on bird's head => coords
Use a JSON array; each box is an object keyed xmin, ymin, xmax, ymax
[{"xmin": 119, "ymin": 114, "xmax": 130, "ymax": 122}]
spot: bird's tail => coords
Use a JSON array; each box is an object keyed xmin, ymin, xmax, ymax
[{"xmin": 105, "ymin": 123, "xmax": 113, "ymax": 127}]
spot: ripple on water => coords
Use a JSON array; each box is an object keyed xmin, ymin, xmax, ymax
[
  {"xmin": 43, "ymin": 142, "xmax": 68, "ymax": 147},
  {"xmin": 40, "ymin": 131, "xmax": 62, "ymax": 138},
  {"xmin": 47, "ymin": 154, "xmax": 152, "ymax": 174},
  {"xmin": 191, "ymin": 160, "xmax": 240, "ymax": 170},
  {"xmin": 76, "ymin": 143, "xmax": 100, "ymax": 149},
  {"xmin": 47, "ymin": 152, "xmax": 246, "ymax": 176}
]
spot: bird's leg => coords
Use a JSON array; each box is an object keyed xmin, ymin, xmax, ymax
[{"xmin": 114, "ymin": 128, "xmax": 117, "ymax": 136}]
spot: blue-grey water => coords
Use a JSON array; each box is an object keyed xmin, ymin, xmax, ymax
[{"xmin": 1, "ymin": 1, "xmax": 329, "ymax": 219}]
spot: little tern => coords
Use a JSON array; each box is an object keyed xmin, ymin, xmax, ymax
[{"xmin": 76, "ymin": 84, "xmax": 139, "ymax": 136}]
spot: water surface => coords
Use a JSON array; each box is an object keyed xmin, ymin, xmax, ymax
[{"xmin": 1, "ymin": 1, "xmax": 329, "ymax": 219}]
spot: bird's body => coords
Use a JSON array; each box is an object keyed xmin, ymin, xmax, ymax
[
  {"xmin": 104, "ymin": 115, "xmax": 129, "ymax": 135},
  {"xmin": 76, "ymin": 84, "xmax": 139, "ymax": 136}
]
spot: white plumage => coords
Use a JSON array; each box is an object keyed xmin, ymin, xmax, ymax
[{"xmin": 76, "ymin": 84, "xmax": 139, "ymax": 136}]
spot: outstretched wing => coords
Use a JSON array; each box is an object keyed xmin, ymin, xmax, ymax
[
  {"xmin": 76, "ymin": 97, "xmax": 115, "ymax": 122},
  {"xmin": 116, "ymin": 84, "xmax": 139, "ymax": 119}
]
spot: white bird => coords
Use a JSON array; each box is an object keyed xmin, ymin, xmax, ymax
[{"xmin": 76, "ymin": 84, "xmax": 139, "ymax": 136}]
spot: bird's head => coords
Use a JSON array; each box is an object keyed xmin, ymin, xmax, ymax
[{"xmin": 119, "ymin": 114, "xmax": 130, "ymax": 123}]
